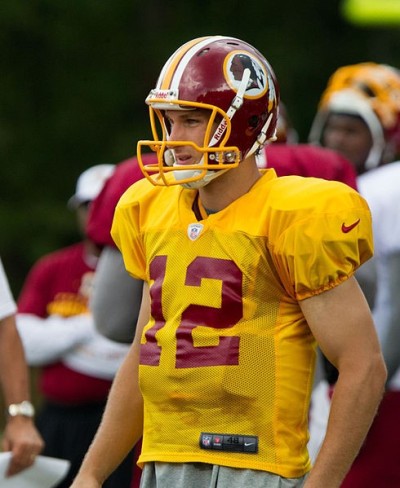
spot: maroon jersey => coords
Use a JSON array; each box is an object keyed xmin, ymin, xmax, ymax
[
  {"xmin": 264, "ymin": 143, "xmax": 358, "ymax": 190},
  {"xmin": 18, "ymin": 242, "xmax": 111, "ymax": 404},
  {"xmin": 87, "ymin": 154, "xmax": 157, "ymax": 248}
]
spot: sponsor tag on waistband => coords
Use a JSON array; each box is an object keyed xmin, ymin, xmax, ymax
[{"xmin": 199, "ymin": 433, "xmax": 258, "ymax": 453}]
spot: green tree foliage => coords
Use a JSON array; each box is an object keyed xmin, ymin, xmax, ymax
[{"xmin": 1, "ymin": 0, "xmax": 399, "ymax": 294}]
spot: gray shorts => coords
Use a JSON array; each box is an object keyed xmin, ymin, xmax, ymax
[{"xmin": 140, "ymin": 462, "xmax": 306, "ymax": 488}]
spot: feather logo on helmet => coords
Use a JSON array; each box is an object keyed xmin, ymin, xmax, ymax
[{"xmin": 224, "ymin": 51, "xmax": 269, "ymax": 99}]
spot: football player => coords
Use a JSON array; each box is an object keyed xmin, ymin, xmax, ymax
[{"xmin": 72, "ymin": 36, "xmax": 385, "ymax": 488}]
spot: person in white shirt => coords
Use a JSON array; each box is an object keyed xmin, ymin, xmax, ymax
[{"xmin": 0, "ymin": 258, "xmax": 44, "ymax": 476}]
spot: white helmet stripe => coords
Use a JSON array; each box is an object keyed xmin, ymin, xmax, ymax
[{"xmin": 170, "ymin": 36, "xmax": 228, "ymax": 90}]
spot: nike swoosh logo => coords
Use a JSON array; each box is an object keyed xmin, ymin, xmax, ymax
[
  {"xmin": 341, "ymin": 219, "xmax": 360, "ymax": 233},
  {"xmin": 244, "ymin": 442, "xmax": 254, "ymax": 446}
]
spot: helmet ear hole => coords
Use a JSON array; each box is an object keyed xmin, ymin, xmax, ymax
[{"xmin": 248, "ymin": 115, "xmax": 259, "ymax": 128}]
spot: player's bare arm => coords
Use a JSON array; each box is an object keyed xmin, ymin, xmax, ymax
[
  {"xmin": 301, "ymin": 276, "xmax": 386, "ymax": 488},
  {"xmin": 0, "ymin": 314, "xmax": 44, "ymax": 476},
  {"xmin": 70, "ymin": 283, "xmax": 151, "ymax": 487}
]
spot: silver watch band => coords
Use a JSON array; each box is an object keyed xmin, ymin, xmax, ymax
[{"xmin": 7, "ymin": 400, "xmax": 35, "ymax": 418}]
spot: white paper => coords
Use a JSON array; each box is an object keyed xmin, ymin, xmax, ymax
[{"xmin": 0, "ymin": 452, "xmax": 70, "ymax": 488}]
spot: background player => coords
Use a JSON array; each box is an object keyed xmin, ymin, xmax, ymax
[
  {"xmin": 17, "ymin": 164, "xmax": 135, "ymax": 488},
  {"xmin": 308, "ymin": 62, "xmax": 400, "ymax": 486}
]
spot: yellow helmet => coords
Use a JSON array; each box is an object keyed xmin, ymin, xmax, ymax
[{"xmin": 309, "ymin": 62, "xmax": 400, "ymax": 170}]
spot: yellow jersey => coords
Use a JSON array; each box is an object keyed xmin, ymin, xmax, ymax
[{"xmin": 111, "ymin": 169, "xmax": 372, "ymax": 477}]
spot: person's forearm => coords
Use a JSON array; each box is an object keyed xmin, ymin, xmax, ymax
[
  {"xmin": 0, "ymin": 315, "xmax": 31, "ymax": 405},
  {"xmin": 73, "ymin": 282, "xmax": 150, "ymax": 487},
  {"xmin": 72, "ymin": 342, "xmax": 143, "ymax": 485},
  {"xmin": 16, "ymin": 313, "xmax": 95, "ymax": 366},
  {"xmin": 305, "ymin": 355, "xmax": 386, "ymax": 487}
]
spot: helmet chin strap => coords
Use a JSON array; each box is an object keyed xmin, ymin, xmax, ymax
[
  {"xmin": 170, "ymin": 69, "xmax": 252, "ymax": 188},
  {"xmin": 208, "ymin": 68, "xmax": 250, "ymax": 149},
  {"xmin": 175, "ymin": 166, "xmax": 230, "ymax": 189},
  {"xmin": 248, "ymin": 112, "xmax": 276, "ymax": 157}
]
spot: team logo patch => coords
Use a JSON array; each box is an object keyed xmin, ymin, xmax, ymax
[
  {"xmin": 224, "ymin": 51, "xmax": 269, "ymax": 99},
  {"xmin": 187, "ymin": 223, "xmax": 204, "ymax": 241}
]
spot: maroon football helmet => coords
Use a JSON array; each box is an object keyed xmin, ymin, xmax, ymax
[{"xmin": 137, "ymin": 35, "xmax": 280, "ymax": 188}]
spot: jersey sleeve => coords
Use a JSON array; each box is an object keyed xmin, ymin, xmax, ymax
[
  {"xmin": 0, "ymin": 258, "xmax": 17, "ymax": 319},
  {"xmin": 271, "ymin": 183, "xmax": 373, "ymax": 301},
  {"xmin": 111, "ymin": 182, "xmax": 148, "ymax": 281}
]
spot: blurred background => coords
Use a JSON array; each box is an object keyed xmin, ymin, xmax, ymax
[{"xmin": 1, "ymin": 0, "xmax": 400, "ymax": 295}]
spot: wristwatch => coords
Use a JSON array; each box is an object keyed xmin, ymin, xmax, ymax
[{"xmin": 7, "ymin": 401, "xmax": 35, "ymax": 418}]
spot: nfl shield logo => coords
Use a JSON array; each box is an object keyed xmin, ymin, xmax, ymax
[
  {"xmin": 187, "ymin": 223, "xmax": 204, "ymax": 241},
  {"xmin": 202, "ymin": 435, "xmax": 212, "ymax": 447}
]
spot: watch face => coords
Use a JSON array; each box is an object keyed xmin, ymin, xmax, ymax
[{"xmin": 8, "ymin": 401, "xmax": 35, "ymax": 417}]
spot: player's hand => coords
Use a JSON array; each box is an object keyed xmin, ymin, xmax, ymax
[{"xmin": 2, "ymin": 416, "xmax": 44, "ymax": 476}]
